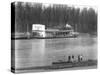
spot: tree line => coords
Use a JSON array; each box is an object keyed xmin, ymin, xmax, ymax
[{"xmin": 12, "ymin": 2, "xmax": 97, "ymax": 34}]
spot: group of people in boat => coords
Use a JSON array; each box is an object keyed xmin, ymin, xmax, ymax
[
  {"xmin": 68, "ymin": 55, "xmax": 83, "ymax": 63},
  {"xmin": 52, "ymin": 55, "xmax": 84, "ymax": 65}
]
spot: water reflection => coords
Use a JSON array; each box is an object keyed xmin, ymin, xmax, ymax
[{"xmin": 15, "ymin": 36, "xmax": 97, "ymax": 69}]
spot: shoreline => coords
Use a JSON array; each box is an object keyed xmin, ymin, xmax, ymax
[
  {"xmin": 11, "ymin": 32, "xmax": 97, "ymax": 40},
  {"xmin": 12, "ymin": 60, "xmax": 97, "ymax": 73}
]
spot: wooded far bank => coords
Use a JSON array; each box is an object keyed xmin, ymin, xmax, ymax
[{"xmin": 11, "ymin": 2, "xmax": 97, "ymax": 34}]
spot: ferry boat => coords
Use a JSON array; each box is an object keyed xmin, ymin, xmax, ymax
[
  {"xmin": 31, "ymin": 24, "xmax": 79, "ymax": 39},
  {"xmin": 12, "ymin": 24, "xmax": 79, "ymax": 39}
]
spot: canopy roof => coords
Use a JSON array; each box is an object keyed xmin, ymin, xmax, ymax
[{"xmin": 66, "ymin": 24, "xmax": 72, "ymax": 28}]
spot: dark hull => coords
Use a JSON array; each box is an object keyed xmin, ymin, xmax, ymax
[
  {"xmin": 52, "ymin": 60, "xmax": 97, "ymax": 67},
  {"xmin": 11, "ymin": 35, "xmax": 78, "ymax": 40},
  {"xmin": 12, "ymin": 60, "xmax": 97, "ymax": 73}
]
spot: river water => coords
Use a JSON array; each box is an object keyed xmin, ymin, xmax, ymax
[{"xmin": 13, "ymin": 36, "xmax": 97, "ymax": 69}]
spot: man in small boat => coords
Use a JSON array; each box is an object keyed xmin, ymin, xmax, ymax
[
  {"xmin": 78, "ymin": 55, "xmax": 83, "ymax": 62},
  {"xmin": 68, "ymin": 56, "xmax": 71, "ymax": 63},
  {"xmin": 72, "ymin": 55, "xmax": 75, "ymax": 62}
]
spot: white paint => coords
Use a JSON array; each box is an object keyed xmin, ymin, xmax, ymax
[
  {"xmin": 32, "ymin": 24, "xmax": 45, "ymax": 37},
  {"xmin": 32, "ymin": 24, "xmax": 45, "ymax": 31},
  {"xmin": 66, "ymin": 24, "xmax": 72, "ymax": 28}
]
